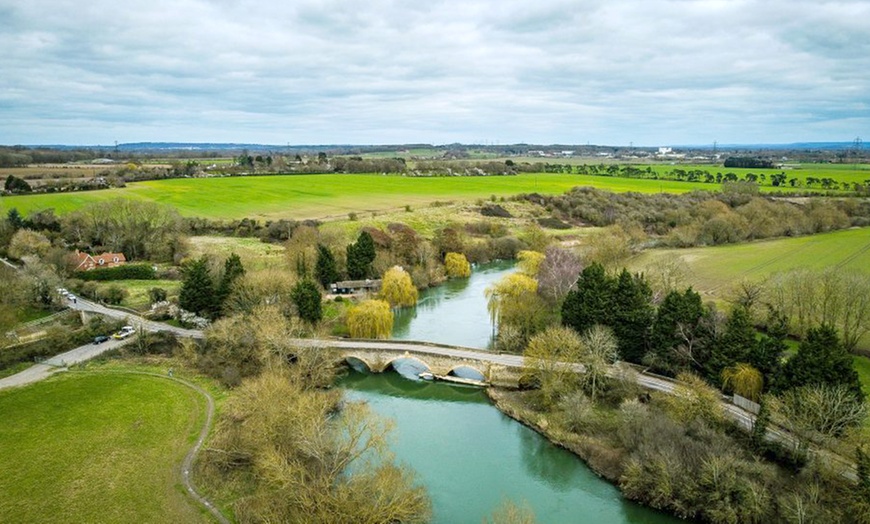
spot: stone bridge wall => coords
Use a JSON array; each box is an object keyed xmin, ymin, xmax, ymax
[{"xmin": 334, "ymin": 348, "xmax": 524, "ymax": 388}]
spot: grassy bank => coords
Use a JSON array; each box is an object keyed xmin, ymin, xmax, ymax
[{"xmin": 0, "ymin": 371, "xmax": 208, "ymax": 523}]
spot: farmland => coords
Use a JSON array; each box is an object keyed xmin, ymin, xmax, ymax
[
  {"xmin": 629, "ymin": 227, "xmax": 870, "ymax": 297},
  {"xmin": 0, "ymin": 371, "xmax": 207, "ymax": 523},
  {"xmin": 0, "ymin": 172, "xmax": 776, "ymax": 221}
]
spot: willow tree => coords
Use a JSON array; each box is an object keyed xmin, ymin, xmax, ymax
[
  {"xmin": 444, "ymin": 252, "xmax": 471, "ymax": 278},
  {"xmin": 517, "ymin": 250, "xmax": 545, "ymax": 277},
  {"xmin": 380, "ymin": 266, "xmax": 418, "ymax": 308},
  {"xmin": 721, "ymin": 363, "xmax": 764, "ymax": 402},
  {"xmin": 484, "ymin": 272, "xmax": 552, "ymax": 350},
  {"xmin": 348, "ymin": 299, "xmax": 393, "ymax": 339}
]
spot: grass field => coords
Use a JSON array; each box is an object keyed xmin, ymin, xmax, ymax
[
  {"xmin": 188, "ymin": 235, "xmax": 287, "ymax": 270},
  {"xmin": 0, "ymin": 371, "xmax": 207, "ymax": 523},
  {"xmin": 95, "ymin": 279, "xmax": 181, "ymax": 311},
  {"xmin": 629, "ymin": 227, "xmax": 870, "ymax": 296},
  {"xmin": 0, "ymin": 173, "xmax": 734, "ymax": 221}
]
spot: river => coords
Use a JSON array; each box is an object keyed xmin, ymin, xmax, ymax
[{"xmin": 339, "ymin": 262, "xmax": 678, "ymax": 523}]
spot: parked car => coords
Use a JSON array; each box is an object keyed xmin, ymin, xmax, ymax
[
  {"xmin": 112, "ymin": 326, "xmax": 136, "ymax": 339},
  {"xmin": 93, "ymin": 335, "xmax": 110, "ymax": 344}
]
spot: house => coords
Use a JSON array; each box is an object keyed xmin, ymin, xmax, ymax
[
  {"xmin": 74, "ymin": 250, "xmax": 127, "ymax": 271},
  {"xmin": 330, "ymin": 279, "xmax": 382, "ymax": 295}
]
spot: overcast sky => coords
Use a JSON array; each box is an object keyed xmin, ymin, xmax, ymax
[{"xmin": 1, "ymin": 0, "xmax": 868, "ymax": 146}]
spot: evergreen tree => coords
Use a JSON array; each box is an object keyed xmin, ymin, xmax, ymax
[
  {"xmin": 561, "ymin": 263, "xmax": 615, "ymax": 335},
  {"xmin": 751, "ymin": 399, "xmax": 771, "ymax": 453},
  {"xmin": 215, "ymin": 253, "xmax": 245, "ymax": 314},
  {"xmin": 647, "ymin": 288, "xmax": 708, "ymax": 376},
  {"xmin": 291, "ymin": 279, "xmax": 323, "ymax": 324},
  {"xmin": 706, "ymin": 306, "xmax": 756, "ymax": 382},
  {"xmin": 6, "ymin": 208, "xmax": 24, "ymax": 230},
  {"xmin": 346, "ymin": 231, "xmax": 376, "ymax": 280},
  {"xmin": 179, "ymin": 256, "xmax": 215, "ymax": 318},
  {"xmin": 750, "ymin": 335, "xmax": 786, "ymax": 392},
  {"xmin": 781, "ymin": 324, "xmax": 864, "ymax": 400},
  {"xmin": 611, "ymin": 269, "xmax": 654, "ymax": 363},
  {"xmin": 315, "ymin": 244, "xmax": 340, "ymax": 287}
]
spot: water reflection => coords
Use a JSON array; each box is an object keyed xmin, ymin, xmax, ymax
[
  {"xmin": 392, "ymin": 260, "xmax": 516, "ymax": 349},
  {"xmin": 340, "ymin": 369, "xmax": 681, "ymax": 524}
]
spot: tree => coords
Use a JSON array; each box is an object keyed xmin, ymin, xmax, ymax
[
  {"xmin": 706, "ymin": 306, "xmax": 756, "ymax": 382},
  {"xmin": 347, "ymin": 299, "xmax": 393, "ymax": 339},
  {"xmin": 4, "ymin": 174, "xmax": 31, "ymax": 193},
  {"xmin": 7, "ymin": 229, "xmax": 51, "ymax": 260},
  {"xmin": 444, "ymin": 252, "xmax": 471, "ymax": 278},
  {"xmin": 291, "ymin": 279, "xmax": 322, "ymax": 324},
  {"xmin": 315, "ymin": 244, "xmax": 340, "ymax": 287},
  {"xmin": 721, "ymin": 363, "xmax": 764, "ymax": 401},
  {"xmin": 780, "ymin": 324, "xmax": 864, "ymax": 400},
  {"xmin": 347, "ymin": 231, "xmax": 376, "ymax": 280},
  {"xmin": 561, "ymin": 263, "xmax": 614, "ymax": 336},
  {"xmin": 536, "ymin": 245, "xmax": 582, "ymax": 305},
  {"xmin": 646, "ymin": 288, "xmax": 709, "ymax": 376},
  {"xmin": 223, "ymin": 269, "xmax": 297, "ymax": 317},
  {"xmin": 485, "ymin": 272, "xmax": 546, "ymax": 344},
  {"xmin": 6, "ymin": 208, "xmax": 24, "ymax": 230},
  {"xmin": 215, "ymin": 252, "xmax": 245, "ymax": 314},
  {"xmin": 659, "ymin": 372, "xmax": 724, "ymax": 425},
  {"xmin": 380, "ymin": 266, "xmax": 418, "ymax": 308},
  {"xmin": 578, "ymin": 325, "xmax": 619, "ymax": 400},
  {"xmin": 771, "ymin": 384, "xmax": 867, "ymax": 454},
  {"xmin": 179, "ymin": 256, "xmax": 215, "ymax": 318},
  {"xmin": 206, "ymin": 366, "xmax": 430, "ymax": 523},
  {"xmin": 610, "ymin": 269, "xmax": 654, "ymax": 363},
  {"xmin": 148, "ymin": 287, "xmax": 167, "ymax": 304},
  {"xmin": 517, "ymin": 250, "xmax": 545, "ymax": 277},
  {"xmin": 524, "ymin": 326, "xmax": 584, "ymax": 408}
]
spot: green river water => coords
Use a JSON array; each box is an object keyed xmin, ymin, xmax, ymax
[{"xmin": 338, "ymin": 262, "xmax": 680, "ymax": 523}]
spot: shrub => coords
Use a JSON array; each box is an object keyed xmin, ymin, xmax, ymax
[{"xmin": 78, "ymin": 264, "xmax": 156, "ymax": 281}]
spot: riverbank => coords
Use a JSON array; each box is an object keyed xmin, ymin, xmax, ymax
[
  {"xmin": 486, "ymin": 386, "xmax": 864, "ymax": 523},
  {"xmin": 487, "ymin": 388, "xmax": 627, "ymax": 483}
]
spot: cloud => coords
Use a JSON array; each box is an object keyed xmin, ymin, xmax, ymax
[{"xmin": 0, "ymin": 0, "xmax": 868, "ymax": 145}]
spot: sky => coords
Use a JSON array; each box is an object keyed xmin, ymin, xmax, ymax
[{"xmin": 1, "ymin": 0, "xmax": 868, "ymax": 146}]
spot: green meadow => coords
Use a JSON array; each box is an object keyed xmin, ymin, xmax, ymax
[
  {"xmin": 0, "ymin": 372, "xmax": 207, "ymax": 523},
  {"xmin": 629, "ymin": 227, "xmax": 870, "ymax": 296},
  {"xmin": 0, "ymin": 173, "xmax": 729, "ymax": 221}
]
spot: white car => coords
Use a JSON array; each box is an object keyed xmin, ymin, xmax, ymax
[{"xmin": 112, "ymin": 326, "xmax": 136, "ymax": 339}]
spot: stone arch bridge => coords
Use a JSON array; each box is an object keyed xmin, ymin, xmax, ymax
[{"xmin": 313, "ymin": 339, "xmax": 529, "ymax": 387}]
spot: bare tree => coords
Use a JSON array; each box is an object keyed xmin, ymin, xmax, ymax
[{"xmin": 536, "ymin": 245, "xmax": 582, "ymax": 305}]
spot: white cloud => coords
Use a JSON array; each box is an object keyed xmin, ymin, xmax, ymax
[{"xmin": 0, "ymin": 0, "xmax": 867, "ymax": 145}]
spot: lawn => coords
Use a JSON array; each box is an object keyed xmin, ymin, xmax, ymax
[
  {"xmin": 855, "ymin": 356, "xmax": 870, "ymax": 400},
  {"xmin": 188, "ymin": 235, "xmax": 287, "ymax": 270},
  {"xmin": 96, "ymin": 279, "xmax": 181, "ymax": 311},
  {"xmin": 0, "ymin": 372, "xmax": 207, "ymax": 523},
  {"xmin": 629, "ymin": 227, "xmax": 870, "ymax": 296},
  {"xmin": 0, "ymin": 173, "xmax": 723, "ymax": 221}
]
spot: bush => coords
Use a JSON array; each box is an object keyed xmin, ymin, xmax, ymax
[
  {"xmin": 98, "ymin": 285, "xmax": 128, "ymax": 305},
  {"xmin": 78, "ymin": 264, "xmax": 156, "ymax": 281}
]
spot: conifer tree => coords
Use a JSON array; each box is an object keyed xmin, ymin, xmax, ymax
[
  {"xmin": 179, "ymin": 256, "xmax": 215, "ymax": 318},
  {"xmin": 781, "ymin": 324, "xmax": 864, "ymax": 400},
  {"xmin": 611, "ymin": 269, "xmax": 654, "ymax": 363},
  {"xmin": 315, "ymin": 244, "xmax": 340, "ymax": 287},
  {"xmin": 561, "ymin": 263, "xmax": 615, "ymax": 335},
  {"xmin": 215, "ymin": 253, "xmax": 245, "ymax": 314},
  {"xmin": 346, "ymin": 231, "xmax": 376, "ymax": 280},
  {"xmin": 291, "ymin": 279, "xmax": 322, "ymax": 324}
]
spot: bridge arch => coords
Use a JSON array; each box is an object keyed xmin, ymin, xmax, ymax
[
  {"xmin": 384, "ymin": 356, "xmax": 432, "ymax": 380},
  {"xmin": 344, "ymin": 355, "xmax": 374, "ymax": 373},
  {"xmin": 447, "ymin": 364, "xmax": 487, "ymax": 382}
]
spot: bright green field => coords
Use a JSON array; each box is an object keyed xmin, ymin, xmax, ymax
[
  {"xmin": 630, "ymin": 227, "xmax": 870, "ymax": 295},
  {"xmin": 0, "ymin": 372, "xmax": 207, "ymax": 523},
  {"xmin": 856, "ymin": 356, "xmax": 870, "ymax": 400},
  {"xmin": 0, "ymin": 173, "xmax": 724, "ymax": 221}
]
